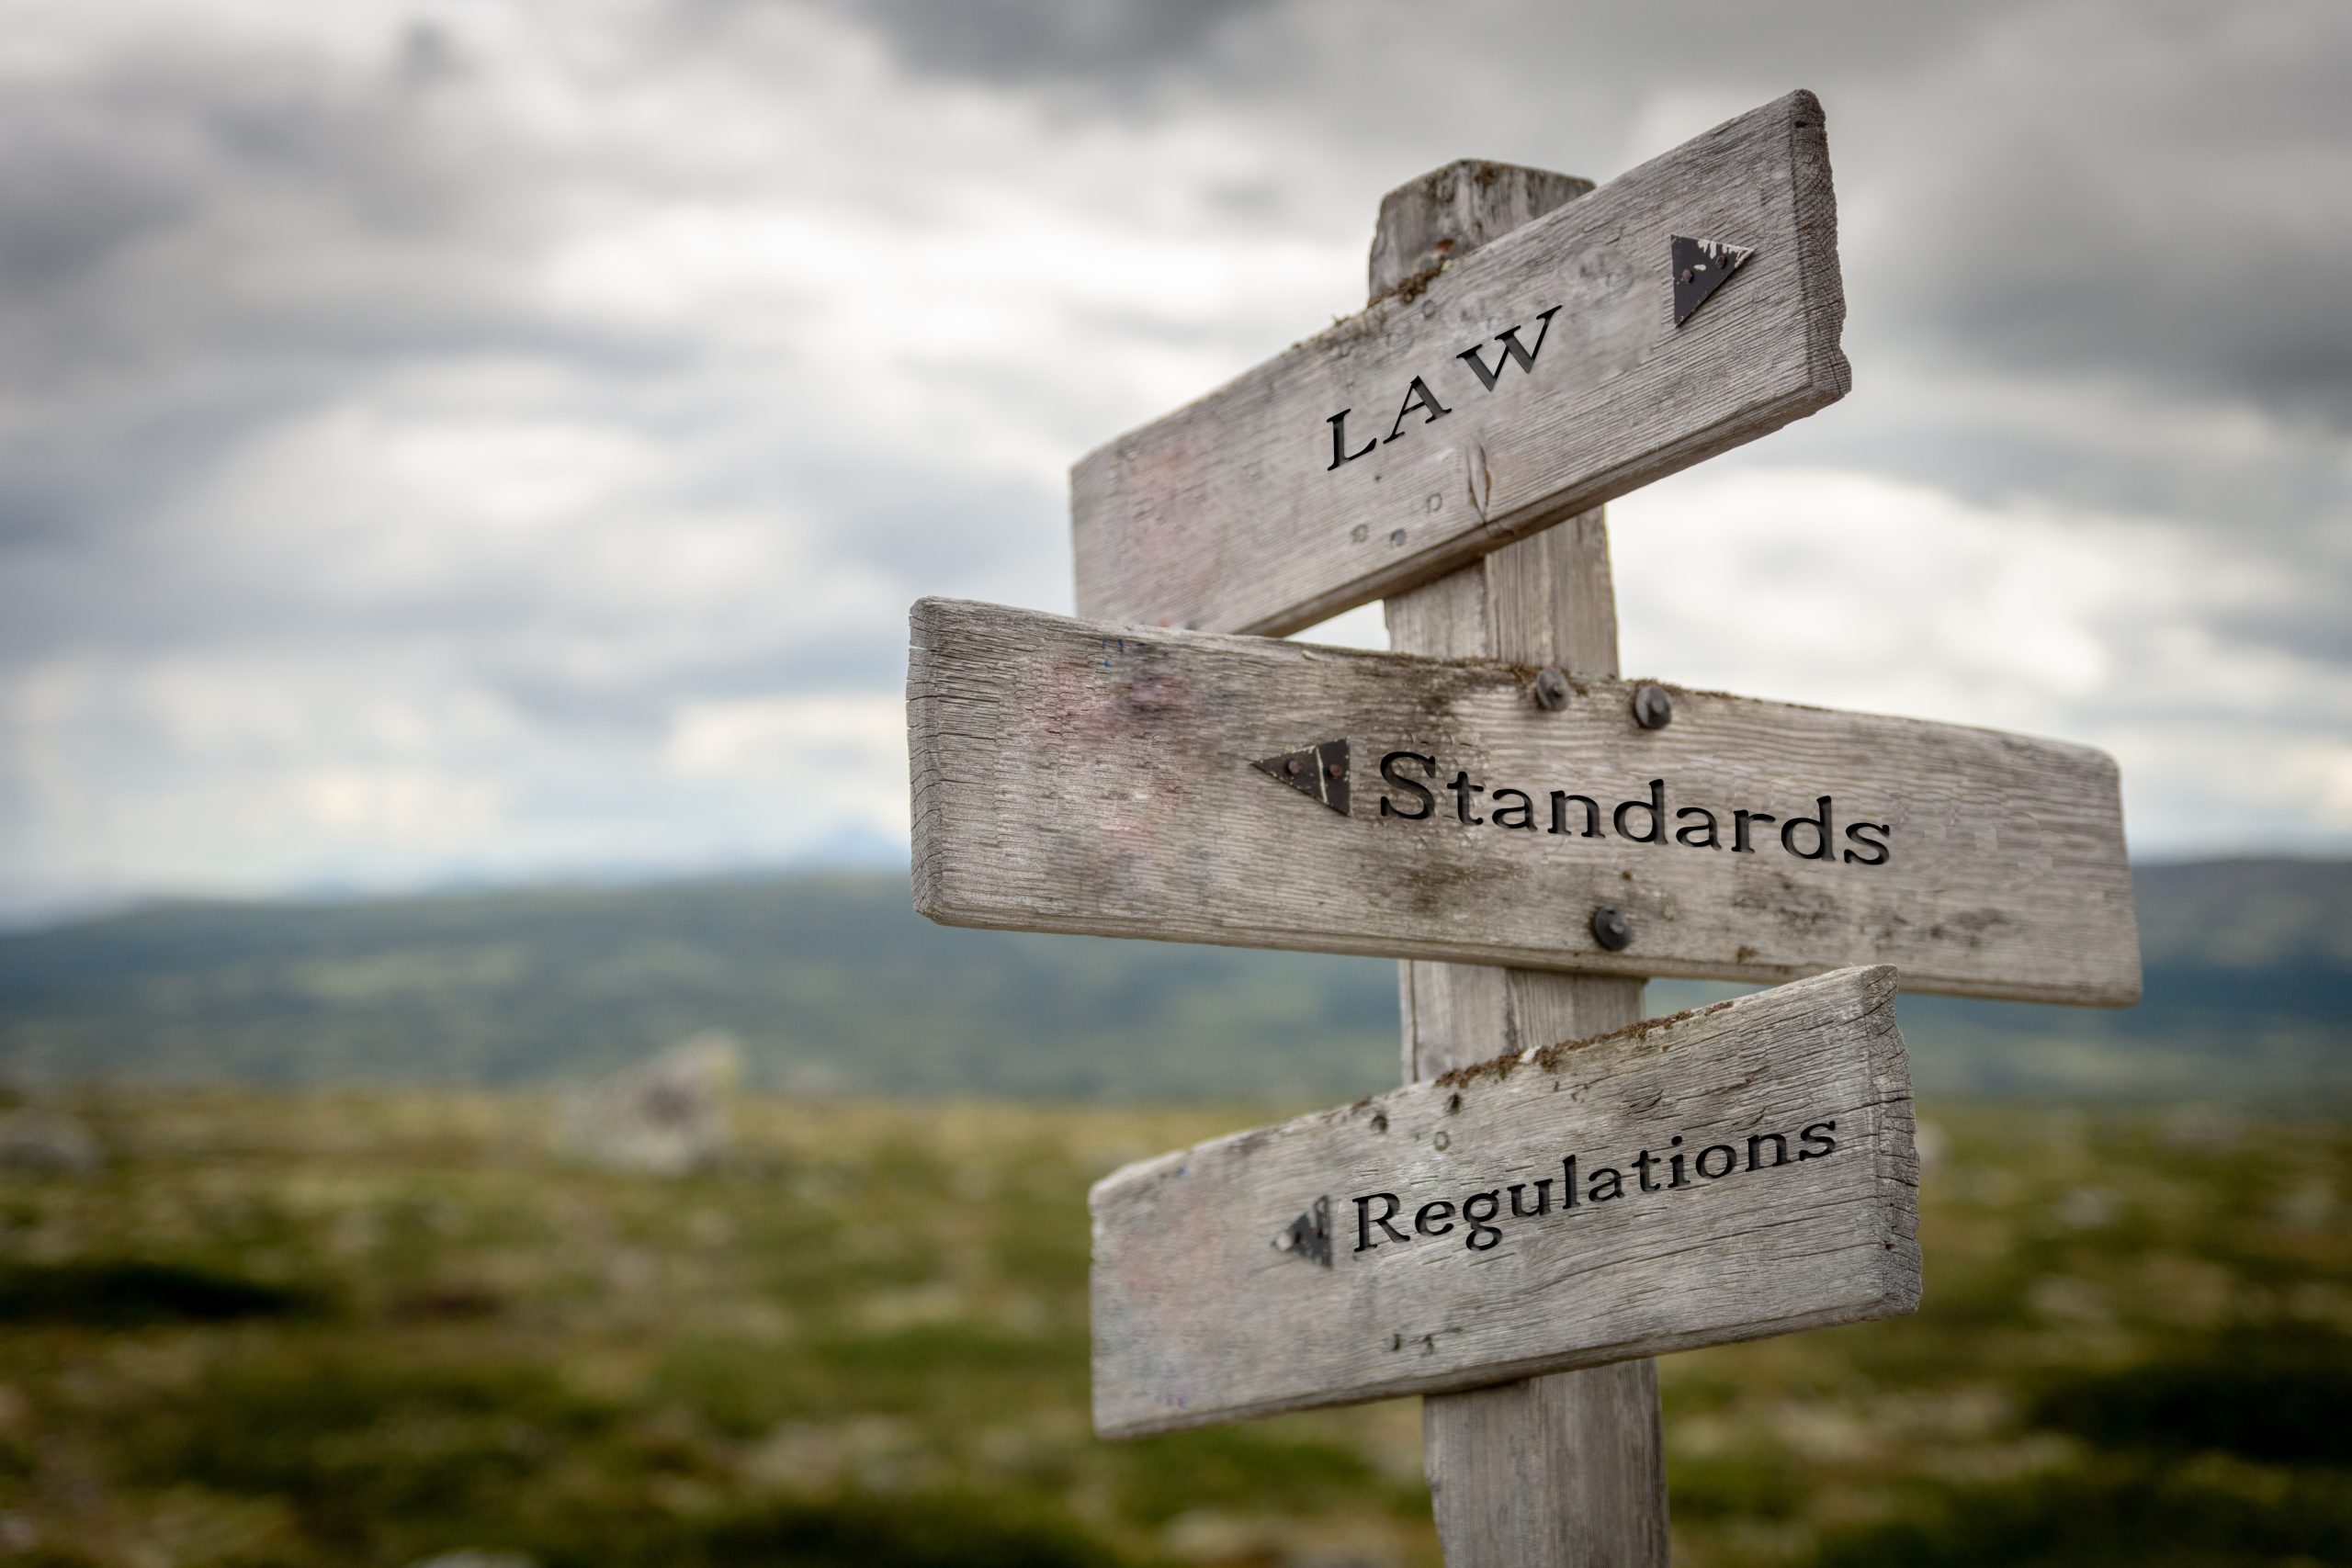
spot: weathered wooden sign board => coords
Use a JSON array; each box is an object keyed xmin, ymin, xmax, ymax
[
  {"xmin": 1091, "ymin": 965, "xmax": 1918, "ymax": 1438},
  {"xmin": 909, "ymin": 597, "xmax": 2140, "ymax": 1006},
  {"xmin": 1072, "ymin": 89, "xmax": 1848, "ymax": 637}
]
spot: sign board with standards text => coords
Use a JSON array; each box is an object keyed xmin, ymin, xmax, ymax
[{"xmin": 908, "ymin": 597, "xmax": 2140, "ymax": 1007}]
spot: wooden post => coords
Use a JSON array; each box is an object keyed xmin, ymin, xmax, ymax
[{"xmin": 1375, "ymin": 162, "xmax": 1671, "ymax": 1568}]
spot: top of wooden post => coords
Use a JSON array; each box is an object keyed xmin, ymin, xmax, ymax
[{"xmin": 1368, "ymin": 160, "xmax": 1596, "ymax": 304}]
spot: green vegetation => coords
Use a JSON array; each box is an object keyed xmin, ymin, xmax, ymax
[
  {"xmin": 0, "ymin": 1089, "xmax": 2346, "ymax": 1566},
  {"xmin": 4, "ymin": 859, "xmax": 2348, "ymax": 1103}
]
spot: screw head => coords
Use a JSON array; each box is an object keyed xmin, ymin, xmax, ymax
[
  {"xmin": 1533, "ymin": 667, "xmax": 1572, "ymax": 711},
  {"xmin": 1591, "ymin": 906, "xmax": 1634, "ymax": 951},
  {"xmin": 1284, "ymin": 758, "xmax": 1302, "ymax": 775},
  {"xmin": 1631, "ymin": 682, "xmax": 1673, "ymax": 730}
]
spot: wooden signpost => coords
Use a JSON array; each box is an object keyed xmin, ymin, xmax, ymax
[{"xmin": 902, "ymin": 89, "xmax": 2140, "ymax": 1566}]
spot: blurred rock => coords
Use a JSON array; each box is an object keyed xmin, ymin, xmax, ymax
[
  {"xmin": 1162, "ymin": 1510, "xmax": 1272, "ymax": 1562},
  {"xmin": 560, "ymin": 1031, "xmax": 739, "ymax": 1176},
  {"xmin": 2028, "ymin": 1274, "xmax": 2109, "ymax": 1325},
  {"xmin": 2160, "ymin": 1103, "xmax": 2246, "ymax": 1152},
  {"xmin": 1161, "ymin": 1512, "xmax": 1396, "ymax": 1568},
  {"xmin": 774, "ymin": 1058, "xmax": 845, "ymax": 1099},
  {"xmin": 405, "ymin": 1553, "xmax": 537, "ymax": 1568},
  {"xmin": 2055, "ymin": 1186, "xmax": 2120, "ymax": 1231},
  {"xmin": 741, "ymin": 1415, "xmax": 931, "ymax": 1495},
  {"xmin": 2272, "ymin": 1178, "xmax": 2335, "ymax": 1229},
  {"xmin": 0, "ymin": 1107, "xmax": 100, "ymax": 1172}
]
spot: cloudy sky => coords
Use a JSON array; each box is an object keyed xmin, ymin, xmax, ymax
[{"xmin": 2, "ymin": 0, "xmax": 2346, "ymax": 920}]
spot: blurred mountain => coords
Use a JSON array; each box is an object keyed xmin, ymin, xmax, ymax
[{"xmin": 0, "ymin": 861, "xmax": 2344, "ymax": 1105}]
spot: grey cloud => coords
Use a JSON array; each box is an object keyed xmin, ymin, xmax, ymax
[
  {"xmin": 1861, "ymin": 8, "xmax": 2352, "ymax": 430},
  {"xmin": 477, "ymin": 629, "xmax": 911, "ymax": 736},
  {"xmin": 802, "ymin": 0, "xmax": 2350, "ymax": 431},
  {"xmin": 1715, "ymin": 377, "xmax": 2350, "ymax": 682},
  {"xmin": 0, "ymin": 33, "xmax": 595, "ymax": 405},
  {"xmin": 2212, "ymin": 598, "xmax": 2352, "ymax": 673},
  {"xmin": 0, "ymin": 28, "xmax": 1050, "ymax": 799},
  {"xmin": 4, "ymin": 0, "xmax": 2346, "ymax": 911},
  {"xmin": 786, "ymin": 0, "xmax": 1272, "ymax": 91}
]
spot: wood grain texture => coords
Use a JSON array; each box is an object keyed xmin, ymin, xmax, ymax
[
  {"xmin": 1070, "ymin": 90, "xmax": 1849, "ymax": 637},
  {"xmin": 1402, "ymin": 938, "xmax": 1662, "ymax": 1568},
  {"xmin": 1423, "ymin": 1362, "xmax": 1668, "ymax": 1568},
  {"xmin": 1387, "ymin": 512, "xmax": 1634, "ymax": 1087},
  {"xmin": 907, "ymin": 598, "xmax": 2142, "ymax": 1006},
  {"xmin": 1401, "ymin": 960, "xmax": 1647, "ymax": 1086},
  {"xmin": 1379, "ymin": 156, "xmax": 1665, "ymax": 1568},
  {"xmin": 1367, "ymin": 161, "xmax": 1596, "ymax": 305},
  {"xmin": 1089, "ymin": 965, "xmax": 1919, "ymax": 1438}
]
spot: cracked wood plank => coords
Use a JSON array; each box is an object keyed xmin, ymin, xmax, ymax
[
  {"xmin": 1070, "ymin": 89, "xmax": 1848, "ymax": 638},
  {"xmin": 1090, "ymin": 965, "xmax": 1918, "ymax": 1438},
  {"xmin": 907, "ymin": 597, "xmax": 2140, "ymax": 1006}
]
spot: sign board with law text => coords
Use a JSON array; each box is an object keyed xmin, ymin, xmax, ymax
[{"xmin": 1072, "ymin": 90, "xmax": 1848, "ymax": 637}]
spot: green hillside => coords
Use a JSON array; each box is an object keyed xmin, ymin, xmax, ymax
[{"xmin": 1, "ymin": 861, "xmax": 2346, "ymax": 1103}]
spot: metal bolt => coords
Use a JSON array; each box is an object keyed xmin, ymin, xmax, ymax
[
  {"xmin": 1591, "ymin": 906, "xmax": 1634, "ymax": 951},
  {"xmin": 1284, "ymin": 758, "xmax": 1302, "ymax": 775},
  {"xmin": 1631, "ymin": 682, "xmax": 1673, "ymax": 730},
  {"xmin": 1533, "ymin": 667, "xmax": 1571, "ymax": 711},
  {"xmin": 1327, "ymin": 761, "xmax": 1344, "ymax": 778}
]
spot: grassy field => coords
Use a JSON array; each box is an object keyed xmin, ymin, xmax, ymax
[{"xmin": 1, "ymin": 1089, "xmax": 2347, "ymax": 1567}]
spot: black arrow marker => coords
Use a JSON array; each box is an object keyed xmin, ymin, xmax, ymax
[
  {"xmin": 1671, "ymin": 234, "xmax": 1757, "ymax": 326},
  {"xmin": 1252, "ymin": 739, "xmax": 1350, "ymax": 815},
  {"xmin": 1272, "ymin": 1196, "xmax": 1332, "ymax": 1268}
]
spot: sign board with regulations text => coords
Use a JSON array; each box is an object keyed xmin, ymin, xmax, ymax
[
  {"xmin": 1091, "ymin": 965, "xmax": 1917, "ymax": 1438},
  {"xmin": 909, "ymin": 598, "xmax": 2140, "ymax": 1007}
]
